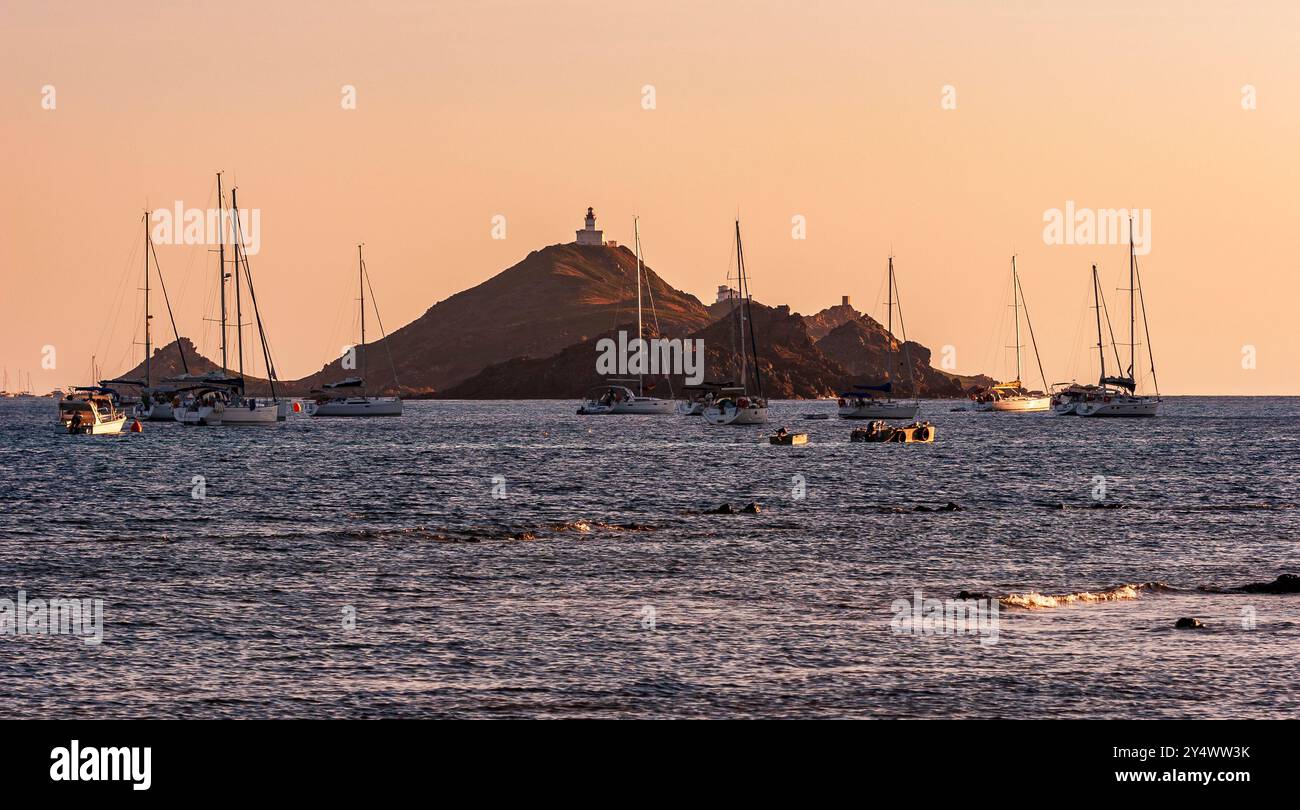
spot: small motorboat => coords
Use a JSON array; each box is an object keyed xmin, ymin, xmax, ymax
[
  {"xmin": 802, "ymin": 413, "xmax": 830, "ymax": 420},
  {"xmin": 58, "ymin": 387, "xmax": 128, "ymax": 435},
  {"xmin": 769, "ymin": 428, "xmax": 808, "ymax": 445},
  {"xmin": 850, "ymin": 420, "xmax": 935, "ymax": 444}
]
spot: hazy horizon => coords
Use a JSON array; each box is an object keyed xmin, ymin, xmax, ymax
[{"xmin": 4, "ymin": 1, "xmax": 1297, "ymax": 395}]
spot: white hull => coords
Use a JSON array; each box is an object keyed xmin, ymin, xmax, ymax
[
  {"xmin": 221, "ymin": 401, "xmax": 283, "ymax": 424},
  {"xmin": 64, "ymin": 416, "xmax": 127, "ymax": 435},
  {"xmin": 309, "ymin": 397, "xmax": 403, "ymax": 417},
  {"xmin": 610, "ymin": 397, "xmax": 675, "ymax": 415},
  {"xmin": 704, "ymin": 404, "xmax": 769, "ymax": 425},
  {"xmin": 137, "ymin": 401, "xmax": 174, "ymax": 421},
  {"xmin": 838, "ymin": 401, "xmax": 919, "ymax": 420},
  {"xmin": 175, "ymin": 404, "xmax": 223, "ymax": 426},
  {"xmin": 991, "ymin": 395, "xmax": 1051, "ymax": 412},
  {"xmin": 578, "ymin": 396, "xmax": 675, "ymax": 415},
  {"xmin": 1077, "ymin": 397, "xmax": 1160, "ymax": 417},
  {"xmin": 677, "ymin": 400, "xmax": 707, "ymax": 416},
  {"xmin": 1053, "ymin": 401, "xmax": 1080, "ymax": 415}
]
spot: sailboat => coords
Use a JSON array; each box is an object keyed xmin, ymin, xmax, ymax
[
  {"xmin": 703, "ymin": 220, "xmax": 768, "ymax": 426},
  {"xmin": 838, "ymin": 255, "xmax": 920, "ymax": 420},
  {"xmin": 308, "ymin": 245, "xmax": 404, "ymax": 417},
  {"xmin": 990, "ymin": 256, "xmax": 1051, "ymax": 412},
  {"xmin": 1076, "ymin": 227, "xmax": 1160, "ymax": 417},
  {"xmin": 174, "ymin": 175, "xmax": 285, "ymax": 425},
  {"xmin": 576, "ymin": 217, "xmax": 675, "ymax": 415},
  {"xmin": 102, "ymin": 211, "xmax": 192, "ymax": 421}
]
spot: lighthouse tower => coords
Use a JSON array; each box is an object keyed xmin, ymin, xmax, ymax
[{"xmin": 574, "ymin": 207, "xmax": 604, "ymax": 246}]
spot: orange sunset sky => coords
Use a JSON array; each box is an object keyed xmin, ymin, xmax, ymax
[{"xmin": 2, "ymin": 0, "xmax": 1297, "ymax": 394}]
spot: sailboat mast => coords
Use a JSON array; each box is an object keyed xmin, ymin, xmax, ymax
[
  {"xmin": 634, "ymin": 217, "xmax": 643, "ymax": 396},
  {"xmin": 887, "ymin": 255, "xmax": 895, "ymax": 388},
  {"xmin": 1128, "ymin": 217, "xmax": 1136, "ymax": 379},
  {"xmin": 359, "ymin": 244, "xmax": 366, "ymax": 386},
  {"xmin": 232, "ymin": 188, "xmax": 244, "ymax": 379},
  {"xmin": 216, "ymin": 172, "xmax": 228, "ymax": 372},
  {"xmin": 143, "ymin": 212, "xmax": 151, "ymax": 388},
  {"xmin": 735, "ymin": 220, "xmax": 747, "ymax": 391},
  {"xmin": 1092, "ymin": 264, "xmax": 1106, "ymax": 384},
  {"xmin": 1012, "ymin": 255, "xmax": 1022, "ymax": 383}
]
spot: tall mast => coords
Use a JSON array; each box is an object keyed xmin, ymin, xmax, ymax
[
  {"xmin": 1127, "ymin": 217, "xmax": 1136, "ymax": 380},
  {"xmin": 216, "ymin": 171, "xmax": 228, "ymax": 372},
  {"xmin": 1092, "ymin": 264, "xmax": 1106, "ymax": 385},
  {"xmin": 359, "ymin": 244, "xmax": 366, "ymax": 385},
  {"xmin": 887, "ymin": 255, "xmax": 895, "ymax": 389},
  {"xmin": 634, "ymin": 215, "xmax": 644, "ymax": 392},
  {"xmin": 634, "ymin": 217, "xmax": 643, "ymax": 396},
  {"xmin": 232, "ymin": 188, "xmax": 244, "ymax": 378},
  {"xmin": 1012, "ymin": 255, "xmax": 1021, "ymax": 383},
  {"xmin": 143, "ymin": 211, "xmax": 151, "ymax": 388},
  {"xmin": 736, "ymin": 219, "xmax": 762, "ymax": 397},
  {"xmin": 735, "ymin": 220, "xmax": 747, "ymax": 391}
]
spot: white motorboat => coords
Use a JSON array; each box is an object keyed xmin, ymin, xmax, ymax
[
  {"xmin": 704, "ymin": 220, "xmax": 768, "ymax": 427},
  {"xmin": 310, "ymin": 245, "xmax": 404, "ymax": 418},
  {"xmin": 58, "ymin": 387, "xmax": 129, "ymax": 435},
  {"xmin": 838, "ymin": 255, "xmax": 921, "ymax": 420}
]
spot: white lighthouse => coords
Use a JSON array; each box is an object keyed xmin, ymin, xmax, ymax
[{"xmin": 574, "ymin": 206, "xmax": 604, "ymax": 246}]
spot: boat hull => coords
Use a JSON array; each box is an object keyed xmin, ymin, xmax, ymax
[
  {"xmin": 838, "ymin": 401, "xmax": 919, "ymax": 420},
  {"xmin": 992, "ymin": 395, "xmax": 1051, "ymax": 412},
  {"xmin": 704, "ymin": 404, "xmax": 769, "ymax": 425},
  {"xmin": 309, "ymin": 398, "xmax": 403, "ymax": 417},
  {"xmin": 175, "ymin": 405, "xmax": 223, "ymax": 426},
  {"xmin": 677, "ymin": 400, "xmax": 707, "ymax": 416},
  {"xmin": 63, "ymin": 416, "xmax": 127, "ymax": 435},
  {"xmin": 1077, "ymin": 397, "xmax": 1160, "ymax": 417},
  {"xmin": 221, "ymin": 402, "xmax": 283, "ymax": 424},
  {"xmin": 137, "ymin": 401, "xmax": 175, "ymax": 421}
]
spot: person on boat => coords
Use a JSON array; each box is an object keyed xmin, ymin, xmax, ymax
[{"xmin": 70, "ymin": 411, "xmax": 83, "ymax": 431}]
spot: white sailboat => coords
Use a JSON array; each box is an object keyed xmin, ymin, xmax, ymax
[
  {"xmin": 308, "ymin": 245, "xmax": 403, "ymax": 417},
  {"xmin": 174, "ymin": 175, "xmax": 286, "ymax": 425},
  {"xmin": 1076, "ymin": 228, "xmax": 1160, "ymax": 417},
  {"xmin": 704, "ymin": 220, "xmax": 768, "ymax": 426},
  {"xmin": 838, "ymin": 255, "xmax": 920, "ymax": 420},
  {"xmin": 577, "ymin": 217, "xmax": 675, "ymax": 416},
  {"xmin": 990, "ymin": 256, "xmax": 1051, "ymax": 412}
]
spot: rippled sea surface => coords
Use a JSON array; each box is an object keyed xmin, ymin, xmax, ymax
[{"xmin": 1, "ymin": 397, "xmax": 1297, "ymax": 718}]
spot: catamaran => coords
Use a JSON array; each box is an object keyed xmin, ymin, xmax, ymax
[
  {"xmin": 577, "ymin": 217, "xmax": 675, "ymax": 416},
  {"xmin": 838, "ymin": 255, "xmax": 919, "ymax": 420},
  {"xmin": 308, "ymin": 245, "xmax": 403, "ymax": 417},
  {"xmin": 704, "ymin": 220, "xmax": 768, "ymax": 426},
  {"xmin": 174, "ymin": 176, "xmax": 286, "ymax": 425},
  {"xmin": 1075, "ymin": 227, "xmax": 1160, "ymax": 417},
  {"xmin": 990, "ymin": 256, "xmax": 1051, "ymax": 412}
]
